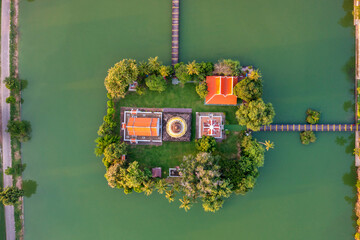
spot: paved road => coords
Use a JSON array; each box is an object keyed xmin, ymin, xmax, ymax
[{"xmin": 1, "ymin": 0, "xmax": 15, "ymax": 239}]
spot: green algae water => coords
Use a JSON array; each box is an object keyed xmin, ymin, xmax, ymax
[{"xmin": 19, "ymin": 0, "xmax": 355, "ymax": 239}]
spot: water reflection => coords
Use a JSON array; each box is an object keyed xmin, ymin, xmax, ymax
[
  {"xmin": 342, "ymin": 164, "xmax": 357, "ymax": 229},
  {"xmin": 342, "ymin": 56, "xmax": 355, "ymax": 82},
  {"xmin": 334, "ymin": 133, "xmax": 355, "ymax": 154},
  {"xmin": 22, "ymin": 179, "xmax": 37, "ymax": 198},
  {"xmin": 339, "ymin": 0, "xmax": 354, "ymax": 28}
]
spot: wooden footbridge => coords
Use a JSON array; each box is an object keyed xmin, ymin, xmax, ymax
[
  {"xmin": 171, "ymin": 0, "xmax": 179, "ymax": 65},
  {"xmin": 259, "ymin": 124, "xmax": 359, "ymax": 132}
]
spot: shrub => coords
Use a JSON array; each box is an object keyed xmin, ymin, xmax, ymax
[
  {"xmin": 300, "ymin": 131, "xmax": 316, "ymax": 145},
  {"xmin": 174, "ymin": 62, "xmax": 192, "ymax": 84},
  {"xmin": 6, "ymin": 96, "xmax": 16, "ymax": 104},
  {"xmin": 159, "ymin": 65, "xmax": 172, "ymax": 78},
  {"xmin": 5, "ymin": 163, "xmax": 26, "ymax": 176},
  {"xmin": 6, "ymin": 120, "xmax": 32, "ymax": 142},
  {"xmin": 195, "ymin": 81, "xmax": 208, "ymax": 99},
  {"xmin": 195, "ymin": 136, "xmax": 216, "ymax": 152},
  {"xmin": 145, "ymin": 75, "xmax": 167, "ymax": 92}
]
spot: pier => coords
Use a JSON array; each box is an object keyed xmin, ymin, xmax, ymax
[
  {"xmin": 171, "ymin": 0, "xmax": 179, "ymax": 65},
  {"xmin": 259, "ymin": 124, "xmax": 358, "ymax": 132}
]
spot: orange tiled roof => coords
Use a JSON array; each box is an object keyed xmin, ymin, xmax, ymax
[
  {"xmin": 205, "ymin": 76, "xmax": 238, "ymax": 105},
  {"xmin": 126, "ymin": 117, "xmax": 159, "ymax": 136}
]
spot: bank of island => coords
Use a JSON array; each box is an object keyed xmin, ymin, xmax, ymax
[{"xmin": 95, "ymin": 58, "xmax": 275, "ymax": 212}]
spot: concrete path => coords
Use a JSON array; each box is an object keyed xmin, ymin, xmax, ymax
[{"xmin": 1, "ymin": 0, "xmax": 15, "ymax": 239}]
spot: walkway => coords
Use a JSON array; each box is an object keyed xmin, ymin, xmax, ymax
[
  {"xmin": 1, "ymin": 0, "xmax": 15, "ymax": 239},
  {"xmin": 259, "ymin": 124, "xmax": 358, "ymax": 132},
  {"xmin": 171, "ymin": 0, "xmax": 179, "ymax": 65}
]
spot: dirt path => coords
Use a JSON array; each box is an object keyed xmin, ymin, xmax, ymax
[{"xmin": 1, "ymin": 0, "xmax": 16, "ymax": 239}]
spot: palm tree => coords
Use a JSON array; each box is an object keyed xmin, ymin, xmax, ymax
[
  {"xmin": 156, "ymin": 179, "xmax": 167, "ymax": 194},
  {"xmin": 354, "ymin": 148, "xmax": 360, "ymax": 156},
  {"xmin": 187, "ymin": 61, "xmax": 199, "ymax": 75},
  {"xmin": 258, "ymin": 140, "xmax": 274, "ymax": 151},
  {"xmin": 248, "ymin": 69, "xmax": 261, "ymax": 80},
  {"xmin": 143, "ymin": 180, "xmax": 154, "ymax": 196},
  {"xmin": 179, "ymin": 196, "xmax": 191, "ymax": 212},
  {"xmin": 165, "ymin": 190, "xmax": 175, "ymax": 203}
]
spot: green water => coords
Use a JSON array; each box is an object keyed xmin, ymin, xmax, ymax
[{"xmin": 18, "ymin": 0, "xmax": 355, "ymax": 239}]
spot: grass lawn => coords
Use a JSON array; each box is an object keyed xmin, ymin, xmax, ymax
[{"xmin": 116, "ymin": 83, "xmax": 240, "ymax": 174}]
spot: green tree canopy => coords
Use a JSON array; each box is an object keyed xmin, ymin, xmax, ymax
[
  {"xmin": 234, "ymin": 77, "xmax": 263, "ymax": 102},
  {"xmin": 236, "ymin": 99, "xmax": 275, "ymax": 131},
  {"xmin": 103, "ymin": 142, "xmax": 128, "ymax": 168},
  {"xmin": 306, "ymin": 109, "xmax": 320, "ymax": 124},
  {"xmin": 174, "ymin": 62, "xmax": 192, "ymax": 84},
  {"xmin": 145, "ymin": 75, "xmax": 167, "ymax": 92},
  {"xmin": 195, "ymin": 81, "xmax": 208, "ymax": 99},
  {"xmin": 7, "ymin": 120, "xmax": 32, "ymax": 142},
  {"xmin": 0, "ymin": 186, "xmax": 24, "ymax": 205},
  {"xmin": 105, "ymin": 59, "xmax": 139, "ymax": 99},
  {"xmin": 300, "ymin": 131, "xmax": 316, "ymax": 145},
  {"xmin": 180, "ymin": 152, "xmax": 232, "ymax": 212},
  {"xmin": 195, "ymin": 136, "xmax": 217, "ymax": 152}
]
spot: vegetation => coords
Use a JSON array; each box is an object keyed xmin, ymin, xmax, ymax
[
  {"xmin": 306, "ymin": 109, "xmax": 320, "ymax": 124},
  {"xmin": 300, "ymin": 131, "xmax": 316, "ymax": 145},
  {"xmin": 174, "ymin": 61, "xmax": 214, "ymax": 84},
  {"xmin": 6, "ymin": 96, "xmax": 16, "ymax": 104},
  {"xmin": 145, "ymin": 75, "xmax": 167, "ymax": 92},
  {"xmin": 236, "ymin": 99, "xmax": 275, "ymax": 131},
  {"xmin": 6, "ymin": 120, "xmax": 32, "ymax": 142},
  {"xmin": 234, "ymin": 76, "xmax": 263, "ymax": 102},
  {"xmin": 195, "ymin": 81, "xmax": 208, "ymax": 99},
  {"xmin": 105, "ymin": 59, "xmax": 139, "ymax": 99},
  {"xmin": 213, "ymin": 59, "xmax": 240, "ymax": 76},
  {"xmin": 0, "ymin": 187, "xmax": 24, "ymax": 206},
  {"xmin": 195, "ymin": 136, "xmax": 216, "ymax": 152},
  {"xmin": 180, "ymin": 152, "xmax": 232, "ymax": 212}
]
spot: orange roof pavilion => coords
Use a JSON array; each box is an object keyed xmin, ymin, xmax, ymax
[
  {"xmin": 126, "ymin": 117, "xmax": 160, "ymax": 136},
  {"xmin": 205, "ymin": 76, "xmax": 238, "ymax": 105}
]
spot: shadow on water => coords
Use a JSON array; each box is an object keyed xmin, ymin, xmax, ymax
[
  {"xmin": 342, "ymin": 164, "xmax": 357, "ymax": 230},
  {"xmin": 339, "ymin": 0, "xmax": 354, "ymax": 28},
  {"xmin": 335, "ymin": 133, "xmax": 355, "ymax": 154},
  {"xmin": 22, "ymin": 180, "xmax": 37, "ymax": 198},
  {"xmin": 342, "ymin": 56, "xmax": 355, "ymax": 82}
]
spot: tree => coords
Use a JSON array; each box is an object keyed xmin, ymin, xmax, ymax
[
  {"xmin": 179, "ymin": 196, "xmax": 191, "ymax": 212},
  {"xmin": 165, "ymin": 190, "xmax": 175, "ymax": 203},
  {"xmin": 6, "ymin": 96, "xmax": 16, "ymax": 104},
  {"xmin": 195, "ymin": 136, "xmax": 216, "ymax": 152},
  {"xmin": 94, "ymin": 135, "xmax": 119, "ymax": 157},
  {"xmin": 105, "ymin": 59, "xmax": 139, "ymax": 99},
  {"xmin": 306, "ymin": 109, "xmax": 320, "ymax": 124},
  {"xmin": 354, "ymin": 148, "xmax": 360, "ymax": 156},
  {"xmin": 195, "ymin": 81, "xmax": 208, "ymax": 99},
  {"xmin": 174, "ymin": 62, "xmax": 192, "ymax": 84},
  {"xmin": 236, "ymin": 99, "xmax": 275, "ymax": 131},
  {"xmin": 186, "ymin": 60, "xmax": 200, "ymax": 75},
  {"xmin": 198, "ymin": 62, "xmax": 214, "ymax": 80},
  {"xmin": 145, "ymin": 75, "xmax": 167, "ymax": 92},
  {"xmin": 0, "ymin": 186, "xmax": 24, "ymax": 205},
  {"xmin": 300, "ymin": 131, "xmax": 316, "ymax": 145},
  {"xmin": 4, "ymin": 77, "xmax": 20, "ymax": 90},
  {"xmin": 240, "ymin": 135, "xmax": 265, "ymax": 167},
  {"xmin": 248, "ymin": 69, "xmax": 261, "ymax": 80},
  {"xmin": 143, "ymin": 180, "xmax": 155, "ymax": 196},
  {"xmin": 213, "ymin": 59, "xmax": 240, "ymax": 76},
  {"xmin": 148, "ymin": 56, "xmax": 161, "ymax": 74},
  {"xmin": 258, "ymin": 140, "xmax": 274, "ymax": 151},
  {"xmin": 180, "ymin": 152, "xmax": 232, "ymax": 212},
  {"xmin": 103, "ymin": 142, "xmax": 128, "ymax": 168},
  {"xmin": 159, "ymin": 65, "xmax": 172, "ymax": 78},
  {"xmin": 234, "ymin": 77, "xmax": 263, "ymax": 102},
  {"xmin": 156, "ymin": 179, "xmax": 167, "ymax": 194},
  {"xmin": 6, "ymin": 120, "xmax": 32, "ymax": 142}
]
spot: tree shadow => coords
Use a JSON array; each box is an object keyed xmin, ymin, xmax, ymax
[
  {"xmin": 345, "ymin": 133, "xmax": 356, "ymax": 155},
  {"xmin": 342, "ymin": 56, "xmax": 355, "ymax": 82},
  {"xmin": 339, "ymin": 0, "xmax": 354, "ymax": 28},
  {"xmin": 335, "ymin": 136, "xmax": 347, "ymax": 146},
  {"xmin": 343, "ymin": 100, "xmax": 355, "ymax": 113},
  {"xmin": 342, "ymin": 164, "xmax": 357, "ymax": 230},
  {"xmin": 22, "ymin": 179, "xmax": 38, "ymax": 198}
]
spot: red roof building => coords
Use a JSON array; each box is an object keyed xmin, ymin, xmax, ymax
[
  {"xmin": 126, "ymin": 117, "xmax": 160, "ymax": 137},
  {"xmin": 205, "ymin": 76, "xmax": 238, "ymax": 105}
]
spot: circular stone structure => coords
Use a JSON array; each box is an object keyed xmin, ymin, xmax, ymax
[{"xmin": 166, "ymin": 117, "xmax": 187, "ymax": 138}]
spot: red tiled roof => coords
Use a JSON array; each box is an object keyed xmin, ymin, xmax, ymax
[
  {"xmin": 205, "ymin": 76, "xmax": 238, "ymax": 105},
  {"xmin": 126, "ymin": 117, "xmax": 159, "ymax": 136}
]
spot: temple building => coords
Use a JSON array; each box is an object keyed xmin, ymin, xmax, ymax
[
  {"xmin": 196, "ymin": 112, "xmax": 225, "ymax": 141},
  {"xmin": 205, "ymin": 76, "xmax": 238, "ymax": 105}
]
